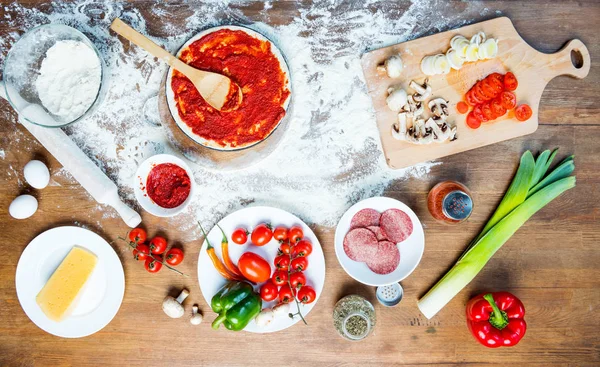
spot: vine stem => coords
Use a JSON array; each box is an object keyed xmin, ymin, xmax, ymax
[{"xmin": 286, "ymin": 241, "xmax": 307, "ymax": 325}]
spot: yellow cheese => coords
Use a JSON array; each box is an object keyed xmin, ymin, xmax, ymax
[{"xmin": 36, "ymin": 246, "xmax": 98, "ymax": 322}]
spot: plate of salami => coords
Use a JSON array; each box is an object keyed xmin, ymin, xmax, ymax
[{"xmin": 334, "ymin": 197, "xmax": 425, "ymax": 286}]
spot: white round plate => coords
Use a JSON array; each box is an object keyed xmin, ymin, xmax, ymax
[
  {"xmin": 134, "ymin": 154, "xmax": 196, "ymax": 217},
  {"xmin": 334, "ymin": 197, "xmax": 425, "ymax": 286},
  {"xmin": 198, "ymin": 206, "xmax": 325, "ymax": 333},
  {"xmin": 166, "ymin": 25, "xmax": 292, "ymax": 151},
  {"xmin": 15, "ymin": 226, "xmax": 125, "ymax": 338}
]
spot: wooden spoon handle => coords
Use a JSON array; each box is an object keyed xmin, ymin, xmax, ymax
[{"xmin": 539, "ymin": 39, "xmax": 591, "ymax": 82}]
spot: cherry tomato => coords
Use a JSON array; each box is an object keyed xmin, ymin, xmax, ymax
[
  {"xmin": 128, "ymin": 228, "xmax": 147, "ymax": 244},
  {"xmin": 251, "ymin": 223, "xmax": 273, "ymax": 246},
  {"xmin": 231, "ymin": 228, "xmax": 248, "ymax": 245},
  {"xmin": 480, "ymin": 78, "xmax": 497, "ymax": 100},
  {"xmin": 465, "ymin": 91, "xmax": 479, "ymax": 107},
  {"xmin": 456, "ymin": 101, "xmax": 469, "ymax": 114},
  {"xmin": 490, "ymin": 98, "xmax": 507, "ymax": 118},
  {"xmin": 149, "ymin": 236, "xmax": 167, "ymax": 255},
  {"xmin": 260, "ymin": 280, "xmax": 279, "ymax": 302},
  {"xmin": 165, "ymin": 248, "xmax": 184, "ymax": 266},
  {"xmin": 278, "ymin": 241, "xmax": 291, "ymax": 255},
  {"xmin": 503, "ymin": 72, "xmax": 518, "ymax": 91},
  {"xmin": 292, "ymin": 240, "xmax": 313, "ymax": 257},
  {"xmin": 133, "ymin": 243, "xmax": 150, "ymax": 261},
  {"xmin": 288, "ymin": 226, "xmax": 304, "ymax": 244},
  {"xmin": 473, "ymin": 82, "xmax": 489, "ymax": 102},
  {"xmin": 486, "ymin": 73, "xmax": 504, "ymax": 94},
  {"xmin": 289, "ymin": 271, "xmax": 306, "ymax": 289},
  {"xmin": 272, "ymin": 227, "xmax": 289, "ymax": 242},
  {"xmin": 297, "ymin": 286, "xmax": 316, "ymax": 304},
  {"xmin": 499, "ymin": 91, "xmax": 517, "ymax": 110},
  {"xmin": 291, "ymin": 257, "xmax": 308, "ymax": 272},
  {"xmin": 144, "ymin": 255, "xmax": 162, "ymax": 273},
  {"xmin": 515, "ymin": 104, "xmax": 533, "ymax": 121},
  {"xmin": 472, "ymin": 105, "xmax": 488, "ymax": 122},
  {"xmin": 466, "ymin": 112, "xmax": 481, "ymax": 129},
  {"xmin": 278, "ymin": 284, "xmax": 296, "ymax": 304},
  {"xmin": 274, "ymin": 255, "xmax": 290, "ymax": 270},
  {"xmin": 238, "ymin": 252, "xmax": 271, "ymax": 283},
  {"xmin": 481, "ymin": 102, "xmax": 495, "ymax": 121},
  {"xmin": 272, "ymin": 270, "xmax": 288, "ymax": 286}
]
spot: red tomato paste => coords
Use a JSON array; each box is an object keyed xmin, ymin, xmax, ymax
[
  {"xmin": 146, "ymin": 163, "xmax": 191, "ymax": 209},
  {"xmin": 171, "ymin": 28, "xmax": 290, "ymax": 148}
]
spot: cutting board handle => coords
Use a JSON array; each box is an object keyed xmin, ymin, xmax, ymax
[{"xmin": 542, "ymin": 39, "xmax": 590, "ymax": 81}]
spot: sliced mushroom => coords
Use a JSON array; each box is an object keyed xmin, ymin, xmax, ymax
[
  {"xmin": 397, "ymin": 112, "xmax": 408, "ymax": 135},
  {"xmin": 428, "ymin": 98, "xmax": 449, "ymax": 117},
  {"xmin": 409, "ymin": 79, "xmax": 432, "ymax": 102}
]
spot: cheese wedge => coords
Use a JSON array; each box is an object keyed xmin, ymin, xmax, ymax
[{"xmin": 36, "ymin": 247, "xmax": 97, "ymax": 322}]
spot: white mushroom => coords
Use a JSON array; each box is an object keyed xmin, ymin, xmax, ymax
[
  {"xmin": 380, "ymin": 54, "xmax": 404, "ymax": 78},
  {"xmin": 428, "ymin": 98, "xmax": 449, "ymax": 117},
  {"xmin": 162, "ymin": 289, "xmax": 189, "ymax": 318},
  {"xmin": 409, "ymin": 79, "xmax": 431, "ymax": 102},
  {"xmin": 190, "ymin": 304, "xmax": 203, "ymax": 325},
  {"xmin": 397, "ymin": 112, "xmax": 408, "ymax": 135},
  {"xmin": 386, "ymin": 87, "xmax": 408, "ymax": 112},
  {"xmin": 255, "ymin": 308, "xmax": 275, "ymax": 328}
]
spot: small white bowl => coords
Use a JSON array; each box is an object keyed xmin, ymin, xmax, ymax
[{"xmin": 134, "ymin": 154, "xmax": 195, "ymax": 217}]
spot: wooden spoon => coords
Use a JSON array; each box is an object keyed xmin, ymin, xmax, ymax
[{"xmin": 110, "ymin": 18, "xmax": 242, "ymax": 111}]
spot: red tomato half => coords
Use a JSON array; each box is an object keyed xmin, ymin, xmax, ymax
[
  {"xmin": 490, "ymin": 98, "xmax": 507, "ymax": 118},
  {"xmin": 499, "ymin": 91, "xmax": 517, "ymax": 110},
  {"xmin": 504, "ymin": 72, "xmax": 518, "ymax": 91},
  {"xmin": 515, "ymin": 104, "xmax": 533, "ymax": 121},
  {"xmin": 472, "ymin": 105, "xmax": 488, "ymax": 122},
  {"xmin": 481, "ymin": 102, "xmax": 495, "ymax": 121}
]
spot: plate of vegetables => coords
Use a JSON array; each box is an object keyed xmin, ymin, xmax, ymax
[{"xmin": 197, "ymin": 206, "xmax": 325, "ymax": 333}]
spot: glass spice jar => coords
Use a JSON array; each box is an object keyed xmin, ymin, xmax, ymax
[
  {"xmin": 333, "ymin": 295, "xmax": 376, "ymax": 341},
  {"xmin": 427, "ymin": 181, "xmax": 473, "ymax": 224}
]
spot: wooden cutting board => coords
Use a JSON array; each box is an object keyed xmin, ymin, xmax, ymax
[{"xmin": 361, "ymin": 17, "xmax": 590, "ymax": 169}]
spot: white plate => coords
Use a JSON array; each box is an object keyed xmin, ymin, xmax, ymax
[
  {"xmin": 166, "ymin": 25, "xmax": 292, "ymax": 151},
  {"xmin": 15, "ymin": 226, "xmax": 125, "ymax": 338},
  {"xmin": 134, "ymin": 154, "xmax": 196, "ymax": 217},
  {"xmin": 198, "ymin": 206, "xmax": 325, "ymax": 333},
  {"xmin": 334, "ymin": 197, "xmax": 425, "ymax": 286}
]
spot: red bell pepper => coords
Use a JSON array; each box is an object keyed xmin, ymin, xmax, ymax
[{"xmin": 466, "ymin": 291, "xmax": 527, "ymax": 348}]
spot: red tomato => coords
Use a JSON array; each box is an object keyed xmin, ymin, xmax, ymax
[
  {"xmin": 456, "ymin": 101, "xmax": 469, "ymax": 114},
  {"xmin": 251, "ymin": 223, "xmax": 273, "ymax": 246},
  {"xmin": 133, "ymin": 243, "xmax": 150, "ymax": 261},
  {"xmin": 128, "ymin": 228, "xmax": 147, "ymax": 244},
  {"xmin": 515, "ymin": 104, "xmax": 533, "ymax": 121},
  {"xmin": 289, "ymin": 271, "xmax": 306, "ymax": 289},
  {"xmin": 144, "ymin": 256, "xmax": 162, "ymax": 273},
  {"xmin": 490, "ymin": 98, "xmax": 507, "ymax": 118},
  {"xmin": 481, "ymin": 102, "xmax": 495, "ymax": 121},
  {"xmin": 472, "ymin": 105, "xmax": 488, "ymax": 122},
  {"xmin": 278, "ymin": 241, "xmax": 291, "ymax": 255},
  {"xmin": 499, "ymin": 91, "xmax": 517, "ymax": 110},
  {"xmin": 473, "ymin": 82, "xmax": 489, "ymax": 102},
  {"xmin": 278, "ymin": 284, "xmax": 296, "ymax": 304},
  {"xmin": 297, "ymin": 286, "xmax": 316, "ymax": 304},
  {"xmin": 260, "ymin": 280, "xmax": 279, "ymax": 302},
  {"xmin": 292, "ymin": 240, "xmax": 313, "ymax": 257},
  {"xmin": 231, "ymin": 228, "xmax": 248, "ymax": 245},
  {"xmin": 504, "ymin": 72, "xmax": 518, "ymax": 91},
  {"xmin": 149, "ymin": 236, "xmax": 167, "ymax": 255},
  {"xmin": 465, "ymin": 91, "xmax": 479, "ymax": 107},
  {"xmin": 238, "ymin": 252, "xmax": 271, "ymax": 283},
  {"xmin": 271, "ymin": 270, "xmax": 288, "ymax": 286},
  {"xmin": 291, "ymin": 257, "xmax": 308, "ymax": 272},
  {"xmin": 165, "ymin": 248, "xmax": 184, "ymax": 266},
  {"xmin": 480, "ymin": 78, "xmax": 497, "ymax": 100},
  {"xmin": 466, "ymin": 112, "xmax": 481, "ymax": 129},
  {"xmin": 274, "ymin": 255, "xmax": 290, "ymax": 270},
  {"xmin": 486, "ymin": 73, "xmax": 504, "ymax": 94},
  {"xmin": 272, "ymin": 227, "xmax": 289, "ymax": 242},
  {"xmin": 288, "ymin": 226, "xmax": 304, "ymax": 244}
]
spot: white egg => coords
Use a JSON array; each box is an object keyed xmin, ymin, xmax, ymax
[
  {"xmin": 24, "ymin": 160, "xmax": 50, "ymax": 189},
  {"xmin": 9, "ymin": 195, "xmax": 38, "ymax": 219}
]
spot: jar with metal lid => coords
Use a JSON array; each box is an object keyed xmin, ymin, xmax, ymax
[
  {"xmin": 333, "ymin": 295, "xmax": 376, "ymax": 341},
  {"xmin": 427, "ymin": 181, "xmax": 473, "ymax": 223}
]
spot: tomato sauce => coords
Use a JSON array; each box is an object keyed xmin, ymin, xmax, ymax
[
  {"xmin": 146, "ymin": 163, "xmax": 191, "ymax": 209},
  {"xmin": 171, "ymin": 29, "xmax": 290, "ymax": 148}
]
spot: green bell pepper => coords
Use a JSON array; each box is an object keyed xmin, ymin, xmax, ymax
[{"xmin": 211, "ymin": 281, "xmax": 262, "ymax": 331}]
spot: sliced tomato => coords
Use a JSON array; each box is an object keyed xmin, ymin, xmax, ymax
[
  {"xmin": 456, "ymin": 101, "xmax": 469, "ymax": 114},
  {"xmin": 481, "ymin": 102, "xmax": 495, "ymax": 121},
  {"xmin": 472, "ymin": 104, "xmax": 488, "ymax": 122},
  {"xmin": 473, "ymin": 82, "xmax": 489, "ymax": 102},
  {"xmin": 504, "ymin": 72, "xmax": 518, "ymax": 91},
  {"xmin": 490, "ymin": 98, "xmax": 507, "ymax": 118},
  {"xmin": 466, "ymin": 112, "xmax": 481, "ymax": 129},
  {"xmin": 480, "ymin": 78, "xmax": 497, "ymax": 100},
  {"xmin": 486, "ymin": 74, "xmax": 504, "ymax": 94},
  {"xmin": 465, "ymin": 91, "xmax": 479, "ymax": 106},
  {"xmin": 515, "ymin": 104, "xmax": 533, "ymax": 121},
  {"xmin": 499, "ymin": 91, "xmax": 517, "ymax": 110}
]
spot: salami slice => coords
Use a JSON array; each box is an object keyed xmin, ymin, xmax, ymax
[
  {"xmin": 366, "ymin": 240, "xmax": 400, "ymax": 275},
  {"xmin": 380, "ymin": 208, "xmax": 413, "ymax": 243},
  {"xmin": 350, "ymin": 208, "xmax": 381, "ymax": 229},
  {"xmin": 367, "ymin": 226, "xmax": 388, "ymax": 241},
  {"xmin": 343, "ymin": 228, "xmax": 378, "ymax": 262}
]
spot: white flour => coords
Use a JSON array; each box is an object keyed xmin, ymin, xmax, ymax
[
  {"xmin": 0, "ymin": 1, "xmax": 491, "ymax": 238},
  {"xmin": 35, "ymin": 40, "xmax": 101, "ymax": 122}
]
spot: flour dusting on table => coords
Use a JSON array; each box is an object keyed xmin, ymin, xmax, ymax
[{"xmin": 0, "ymin": 1, "xmax": 489, "ymax": 236}]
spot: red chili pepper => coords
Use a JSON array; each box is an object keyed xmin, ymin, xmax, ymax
[{"xmin": 466, "ymin": 292, "xmax": 527, "ymax": 348}]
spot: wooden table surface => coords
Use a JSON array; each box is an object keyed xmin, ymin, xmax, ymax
[{"xmin": 1, "ymin": 1, "xmax": 599, "ymax": 366}]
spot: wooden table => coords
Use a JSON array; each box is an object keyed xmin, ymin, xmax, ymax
[{"xmin": 1, "ymin": 1, "xmax": 599, "ymax": 366}]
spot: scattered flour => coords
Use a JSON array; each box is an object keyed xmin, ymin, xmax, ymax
[{"xmin": 0, "ymin": 0, "xmax": 491, "ymax": 238}]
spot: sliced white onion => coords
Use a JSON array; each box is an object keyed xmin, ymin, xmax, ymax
[
  {"xmin": 446, "ymin": 49, "xmax": 465, "ymax": 70},
  {"xmin": 420, "ymin": 56, "xmax": 437, "ymax": 75},
  {"xmin": 450, "ymin": 35, "xmax": 469, "ymax": 50},
  {"xmin": 479, "ymin": 38, "xmax": 498, "ymax": 59},
  {"xmin": 465, "ymin": 44, "xmax": 480, "ymax": 62},
  {"xmin": 470, "ymin": 31, "xmax": 486, "ymax": 45},
  {"xmin": 434, "ymin": 54, "xmax": 451, "ymax": 74}
]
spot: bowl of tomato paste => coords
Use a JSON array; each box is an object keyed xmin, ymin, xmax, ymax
[
  {"xmin": 165, "ymin": 25, "xmax": 292, "ymax": 151},
  {"xmin": 134, "ymin": 154, "xmax": 195, "ymax": 217}
]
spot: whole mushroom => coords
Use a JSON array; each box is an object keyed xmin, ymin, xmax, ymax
[
  {"xmin": 190, "ymin": 304, "xmax": 203, "ymax": 325},
  {"xmin": 162, "ymin": 288, "xmax": 189, "ymax": 318}
]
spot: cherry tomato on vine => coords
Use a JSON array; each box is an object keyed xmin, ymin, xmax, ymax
[
  {"xmin": 515, "ymin": 104, "xmax": 533, "ymax": 121},
  {"xmin": 503, "ymin": 72, "xmax": 518, "ymax": 91},
  {"xmin": 272, "ymin": 270, "xmax": 288, "ymax": 286},
  {"xmin": 289, "ymin": 271, "xmax": 306, "ymax": 289},
  {"xmin": 144, "ymin": 255, "xmax": 163, "ymax": 273},
  {"xmin": 260, "ymin": 280, "xmax": 279, "ymax": 302},
  {"xmin": 149, "ymin": 236, "xmax": 167, "ymax": 255},
  {"xmin": 273, "ymin": 227, "xmax": 289, "ymax": 242},
  {"xmin": 274, "ymin": 255, "xmax": 290, "ymax": 270},
  {"xmin": 278, "ymin": 284, "xmax": 296, "ymax": 304},
  {"xmin": 251, "ymin": 223, "xmax": 273, "ymax": 246},
  {"xmin": 231, "ymin": 228, "xmax": 249, "ymax": 245},
  {"xmin": 297, "ymin": 286, "xmax": 316, "ymax": 304},
  {"xmin": 133, "ymin": 243, "xmax": 150, "ymax": 261},
  {"xmin": 128, "ymin": 228, "xmax": 147, "ymax": 244},
  {"xmin": 165, "ymin": 248, "xmax": 184, "ymax": 266},
  {"xmin": 291, "ymin": 257, "xmax": 308, "ymax": 272},
  {"xmin": 279, "ymin": 241, "xmax": 291, "ymax": 255},
  {"xmin": 288, "ymin": 226, "xmax": 304, "ymax": 244},
  {"xmin": 292, "ymin": 240, "xmax": 313, "ymax": 257}
]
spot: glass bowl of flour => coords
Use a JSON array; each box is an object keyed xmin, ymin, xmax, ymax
[{"xmin": 2, "ymin": 24, "xmax": 104, "ymax": 127}]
